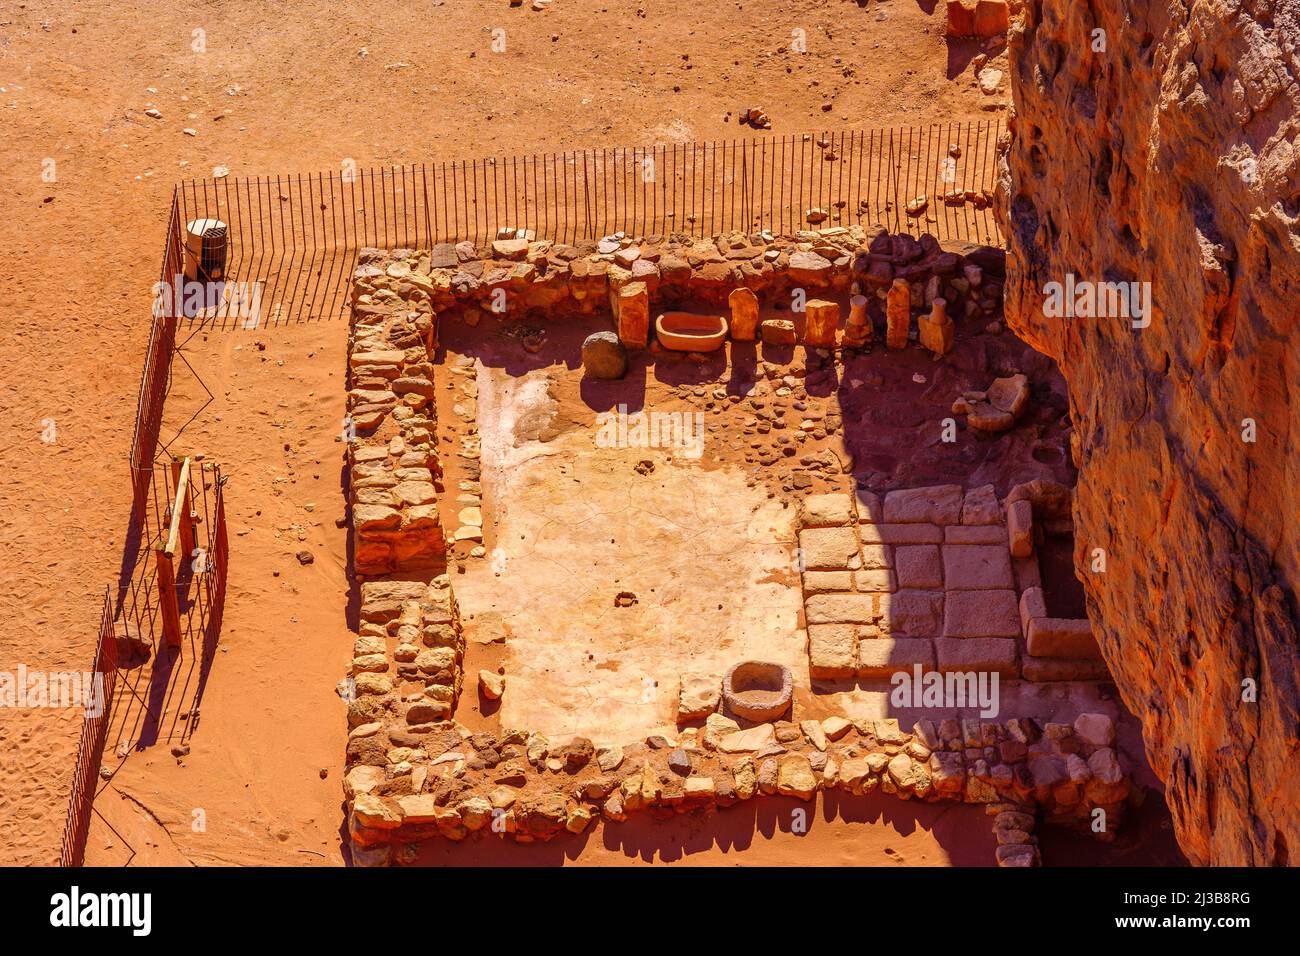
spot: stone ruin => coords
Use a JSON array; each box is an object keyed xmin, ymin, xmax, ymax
[{"xmin": 338, "ymin": 223, "xmax": 1132, "ymax": 867}]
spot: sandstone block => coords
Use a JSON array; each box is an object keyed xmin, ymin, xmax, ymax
[
  {"xmin": 935, "ymin": 637, "xmax": 1018, "ymax": 676},
  {"xmin": 1074, "ymin": 713, "xmax": 1116, "ymax": 748},
  {"xmin": 918, "ymin": 299, "xmax": 955, "ymax": 356},
  {"xmin": 788, "ymin": 250, "xmax": 832, "ymax": 285},
  {"xmin": 995, "ymin": 844, "xmax": 1040, "ymax": 867},
  {"xmin": 718, "ymin": 724, "xmax": 777, "ymax": 753},
  {"xmin": 942, "ymin": 544, "xmax": 1015, "ymax": 590},
  {"xmin": 808, "ymin": 624, "xmax": 858, "ymax": 678},
  {"xmin": 581, "ymin": 331, "xmax": 628, "ymax": 379},
  {"xmin": 804, "ymin": 593, "xmax": 881, "ymax": 625},
  {"xmin": 728, "ymin": 287, "xmax": 760, "ymax": 341},
  {"xmin": 802, "ymin": 570, "xmax": 854, "ymax": 594},
  {"xmin": 822, "ymin": 716, "xmax": 853, "ymax": 740},
  {"xmin": 1021, "ymin": 657, "xmax": 1110, "ymax": 682},
  {"xmin": 1027, "ymin": 618, "xmax": 1102, "ymax": 659},
  {"xmin": 942, "ymin": 589, "xmax": 1020, "ymax": 638},
  {"xmin": 857, "ymin": 637, "xmax": 935, "ymax": 677},
  {"xmin": 760, "ymin": 318, "xmax": 797, "ymax": 346},
  {"xmin": 798, "ymin": 526, "xmax": 861, "ymax": 570},
  {"xmin": 859, "ymin": 522, "xmax": 944, "ymax": 545},
  {"xmin": 1019, "ymin": 586, "xmax": 1048, "ymax": 634},
  {"xmin": 883, "ymin": 484, "xmax": 965, "ymax": 524},
  {"xmin": 853, "ymin": 568, "xmax": 898, "ymax": 592},
  {"xmin": 944, "ymin": 525, "xmax": 1006, "ymax": 545},
  {"xmin": 678, "ymin": 674, "xmax": 722, "ymax": 719},
  {"xmin": 973, "ymin": 0, "xmax": 1010, "ymax": 39},
  {"xmin": 803, "ymin": 298, "xmax": 840, "ymax": 348},
  {"xmin": 895, "ymin": 545, "xmax": 944, "ymax": 589},
  {"xmin": 987, "ymin": 372, "xmax": 1028, "ymax": 414},
  {"xmin": 800, "ymin": 492, "xmax": 856, "ymax": 527},
  {"xmin": 878, "ymin": 588, "xmax": 944, "ymax": 637},
  {"xmin": 777, "ymin": 753, "xmax": 818, "ymax": 800},
  {"xmin": 946, "ymin": 0, "xmax": 976, "ymax": 36},
  {"xmin": 492, "ymin": 237, "xmax": 530, "ymax": 260},
  {"xmin": 960, "ymin": 484, "xmax": 1001, "ymax": 525},
  {"xmin": 613, "ymin": 280, "xmax": 649, "ymax": 349}
]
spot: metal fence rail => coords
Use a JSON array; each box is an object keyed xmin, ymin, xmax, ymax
[
  {"xmin": 130, "ymin": 191, "xmax": 183, "ymax": 493},
  {"xmin": 60, "ymin": 462, "xmax": 229, "ymax": 867},
  {"xmin": 58, "ymin": 589, "xmax": 119, "ymax": 868},
  {"xmin": 170, "ymin": 121, "xmax": 1003, "ymax": 326}
]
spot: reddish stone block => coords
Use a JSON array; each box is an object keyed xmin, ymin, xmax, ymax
[
  {"xmin": 946, "ymin": 0, "xmax": 976, "ymax": 37},
  {"xmin": 973, "ymin": 0, "xmax": 1010, "ymax": 38}
]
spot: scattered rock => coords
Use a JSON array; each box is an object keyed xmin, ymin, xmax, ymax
[
  {"xmin": 580, "ymin": 331, "xmax": 627, "ymax": 379},
  {"xmin": 478, "ymin": 669, "xmax": 504, "ymax": 700}
]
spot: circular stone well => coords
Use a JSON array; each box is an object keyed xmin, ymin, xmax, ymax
[{"xmin": 722, "ymin": 661, "xmax": 792, "ymax": 722}]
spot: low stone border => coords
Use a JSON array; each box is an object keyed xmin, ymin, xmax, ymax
[
  {"xmin": 344, "ymin": 710, "xmax": 1130, "ymax": 866},
  {"xmin": 348, "ymin": 288, "xmax": 446, "ymax": 576},
  {"xmin": 347, "ymin": 577, "xmax": 465, "ymax": 728},
  {"xmin": 346, "ymin": 282, "xmax": 467, "ymax": 722},
  {"xmin": 354, "ymin": 225, "xmax": 1005, "ymax": 353}
]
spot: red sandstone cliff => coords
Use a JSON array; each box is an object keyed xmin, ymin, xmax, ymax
[{"xmin": 997, "ymin": 0, "xmax": 1300, "ymax": 865}]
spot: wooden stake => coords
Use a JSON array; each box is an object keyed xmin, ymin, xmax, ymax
[
  {"xmin": 155, "ymin": 548, "xmax": 182, "ymax": 648},
  {"xmin": 165, "ymin": 457, "xmax": 191, "ymax": 559}
]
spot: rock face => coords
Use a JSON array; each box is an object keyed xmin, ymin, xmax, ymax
[{"xmin": 997, "ymin": 0, "xmax": 1300, "ymax": 865}]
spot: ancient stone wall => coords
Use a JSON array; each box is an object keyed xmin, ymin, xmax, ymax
[
  {"xmin": 996, "ymin": 0, "xmax": 1300, "ymax": 864},
  {"xmin": 355, "ymin": 226, "xmax": 1006, "ymax": 345},
  {"xmin": 339, "ymin": 233, "xmax": 1135, "ymax": 867},
  {"xmin": 345, "ymin": 709, "xmax": 1130, "ymax": 868},
  {"xmin": 347, "ymin": 270, "xmax": 467, "ymax": 722},
  {"xmin": 348, "ymin": 277, "xmax": 447, "ymax": 576},
  {"xmin": 799, "ymin": 484, "xmax": 1105, "ymax": 683}
]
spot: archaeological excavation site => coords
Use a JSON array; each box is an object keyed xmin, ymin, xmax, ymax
[{"xmin": 4, "ymin": 0, "xmax": 1296, "ymax": 912}]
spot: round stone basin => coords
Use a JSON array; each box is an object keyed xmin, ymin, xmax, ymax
[
  {"xmin": 722, "ymin": 661, "xmax": 792, "ymax": 722},
  {"xmin": 655, "ymin": 311, "xmax": 728, "ymax": 352}
]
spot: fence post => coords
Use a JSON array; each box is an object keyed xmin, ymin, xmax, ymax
[
  {"xmin": 158, "ymin": 456, "xmax": 191, "ymax": 648},
  {"xmin": 170, "ymin": 457, "xmax": 196, "ymax": 562},
  {"xmin": 156, "ymin": 548, "xmax": 182, "ymax": 648}
]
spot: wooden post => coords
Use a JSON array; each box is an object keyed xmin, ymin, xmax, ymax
[
  {"xmin": 155, "ymin": 548, "xmax": 182, "ymax": 649},
  {"xmin": 158, "ymin": 456, "xmax": 191, "ymax": 648},
  {"xmin": 165, "ymin": 457, "xmax": 191, "ymax": 561},
  {"xmin": 169, "ymin": 457, "xmax": 196, "ymax": 564}
]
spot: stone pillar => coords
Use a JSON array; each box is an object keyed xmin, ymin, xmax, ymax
[
  {"xmin": 918, "ymin": 297, "xmax": 955, "ymax": 356},
  {"xmin": 803, "ymin": 299, "xmax": 840, "ymax": 348},
  {"xmin": 613, "ymin": 280, "xmax": 649, "ymax": 349},
  {"xmin": 842, "ymin": 294, "xmax": 872, "ymax": 349},
  {"xmin": 728, "ymin": 287, "xmax": 760, "ymax": 341},
  {"xmin": 886, "ymin": 278, "xmax": 911, "ymax": 350},
  {"xmin": 849, "ymin": 294, "xmax": 869, "ymax": 328}
]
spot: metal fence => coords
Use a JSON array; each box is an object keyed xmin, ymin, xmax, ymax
[
  {"xmin": 130, "ymin": 191, "xmax": 183, "ymax": 494},
  {"xmin": 169, "ymin": 121, "xmax": 1003, "ymax": 326},
  {"xmin": 58, "ymin": 589, "xmax": 119, "ymax": 868},
  {"xmin": 60, "ymin": 462, "xmax": 229, "ymax": 867}
]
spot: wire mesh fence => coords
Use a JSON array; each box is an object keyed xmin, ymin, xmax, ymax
[{"xmin": 165, "ymin": 121, "xmax": 1003, "ymax": 327}]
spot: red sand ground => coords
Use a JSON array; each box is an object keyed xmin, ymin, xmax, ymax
[{"xmin": 0, "ymin": 1, "xmax": 1173, "ymax": 868}]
